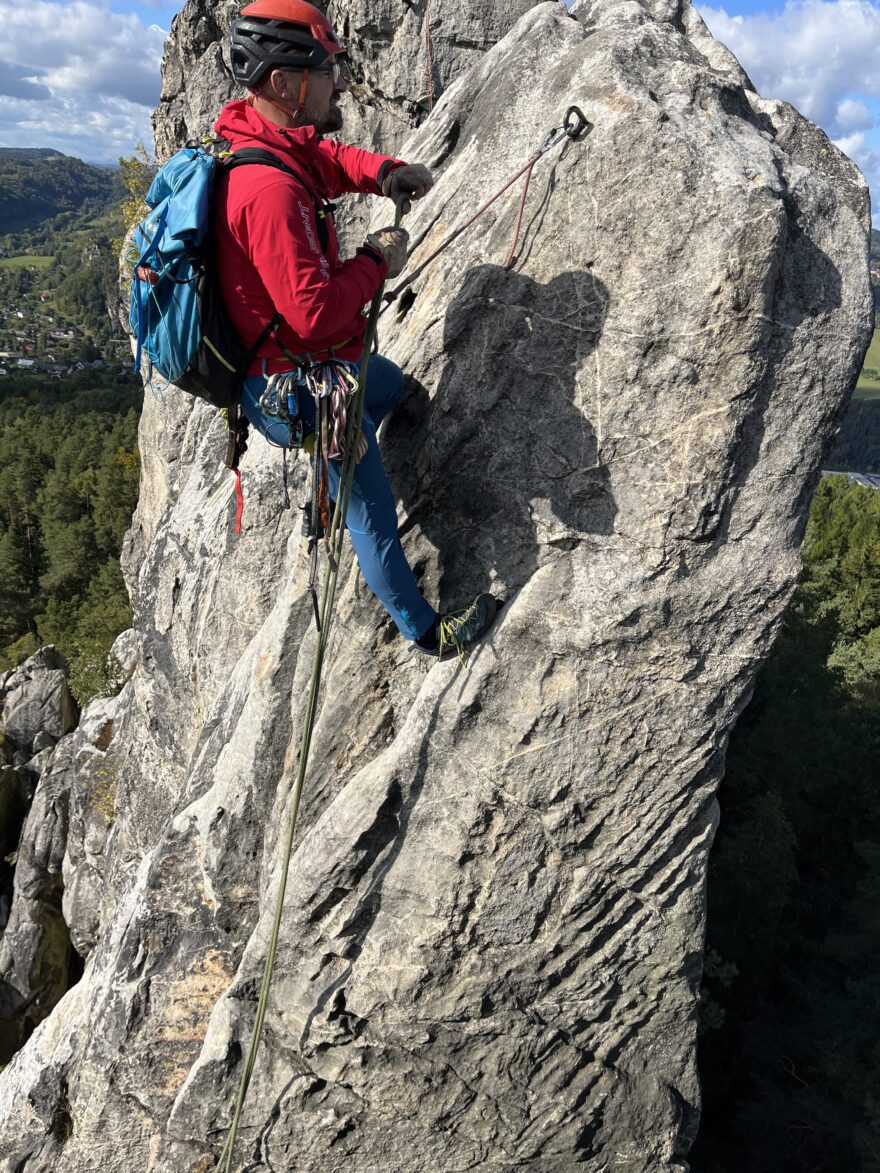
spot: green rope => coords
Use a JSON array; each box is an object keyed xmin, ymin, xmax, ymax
[{"xmin": 217, "ymin": 204, "xmax": 405, "ymax": 1172}]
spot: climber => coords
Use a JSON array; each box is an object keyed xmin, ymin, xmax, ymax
[{"xmin": 215, "ymin": 0, "xmax": 498, "ymax": 657}]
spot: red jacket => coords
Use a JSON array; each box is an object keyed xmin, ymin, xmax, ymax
[{"xmin": 212, "ymin": 100, "xmax": 402, "ymax": 371}]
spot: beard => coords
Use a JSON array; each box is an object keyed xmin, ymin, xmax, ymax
[{"xmin": 316, "ymin": 101, "xmax": 344, "ymax": 134}]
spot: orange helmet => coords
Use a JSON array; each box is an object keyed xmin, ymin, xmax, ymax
[{"xmin": 230, "ymin": 0, "xmax": 344, "ymax": 88}]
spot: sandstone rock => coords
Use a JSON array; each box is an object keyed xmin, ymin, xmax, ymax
[
  {"xmin": 0, "ymin": 648, "xmax": 78, "ymax": 755},
  {"xmin": 0, "ymin": 1, "xmax": 872, "ymax": 1170},
  {"xmin": 108, "ymin": 628, "xmax": 142, "ymax": 679},
  {"xmin": 0, "ymin": 766, "xmax": 33, "ymax": 938},
  {"xmin": 0, "ymin": 750, "xmax": 73, "ymax": 1049},
  {"xmin": 31, "ymin": 732, "xmax": 56, "ymax": 757},
  {"xmin": 60, "ymin": 695, "xmax": 127, "ymax": 957},
  {"xmin": 153, "ymin": 0, "xmax": 539, "ymax": 160}
]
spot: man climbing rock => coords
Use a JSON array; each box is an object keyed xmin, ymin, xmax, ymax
[{"xmin": 214, "ymin": 0, "xmax": 498, "ymax": 657}]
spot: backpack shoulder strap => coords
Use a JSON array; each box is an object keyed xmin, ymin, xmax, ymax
[{"xmin": 222, "ymin": 149, "xmax": 333, "ymax": 252}]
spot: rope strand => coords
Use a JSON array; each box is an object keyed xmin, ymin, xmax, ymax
[
  {"xmin": 217, "ymin": 204, "xmax": 406, "ymax": 1173},
  {"xmin": 384, "ymin": 126, "xmax": 569, "ymax": 306},
  {"xmin": 425, "ymin": 0, "xmax": 434, "ymax": 112}
]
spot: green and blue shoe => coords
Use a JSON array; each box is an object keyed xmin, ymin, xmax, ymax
[{"xmin": 415, "ymin": 593, "xmax": 500, "ymax": 662}]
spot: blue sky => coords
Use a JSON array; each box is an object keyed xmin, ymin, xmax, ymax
[{"xmin": 1, "ymin": 0, "xmax": 879, "ymax": 218}]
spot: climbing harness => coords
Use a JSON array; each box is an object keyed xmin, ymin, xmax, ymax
[
  {"xmin": 384, "ymin": 105, "xmax": 590, "ymax": 307},
  {"xmin": 217, "ymin": 202, "xmax": 407, "ymax": 1173},
  {"xmin": 257, "ymin": 357, "xmax": 361, "ymax": 627}
]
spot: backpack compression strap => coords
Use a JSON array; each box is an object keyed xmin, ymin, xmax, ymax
[{"xmin": 222, "ymin": 149, "xmax": 335, "ymax": 252}]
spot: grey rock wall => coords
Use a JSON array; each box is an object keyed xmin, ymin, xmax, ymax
[
  {"xmin": 0, "ymin": 0, "xmax": 872, "ymax": 1170},
  {"xmin": 0, "ymin": 648, "xmax": 78, "ymax": 758},
  {"xmin": 0, "ymin": 650, "xmax": 80, "ymax": 1063},
  {"xmin": 154, "ymin": 0, "xmax": 538, "ymax": 160}
]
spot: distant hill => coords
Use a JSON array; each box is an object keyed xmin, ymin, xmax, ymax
[
  {"xmin": 0, "ymin": 151, "xmax": 124, "ymax": 234},
  {"xmin": 0, "ymin": 148, "xmax": 129, "ymax": 361},
  {"xmin": 0, "ymin": 148, "xmax": 65, "ymax": 160}
]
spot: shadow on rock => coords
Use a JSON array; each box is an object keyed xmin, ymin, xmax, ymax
[{"xmin": 383, "ymin": 264, "xmax": 613, "ymax": 608}]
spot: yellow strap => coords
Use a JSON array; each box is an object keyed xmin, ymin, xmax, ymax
[{"xmin": 203, "ymin": 335, "xmax": 236, "ymax": 372}]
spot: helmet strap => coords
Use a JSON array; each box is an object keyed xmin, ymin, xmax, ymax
[
  {"xmin": 252, "ymin": 70, "xmax": 310, "ymax": 126},
  {"xmin": 297, "ymin": 70, "xmax": 310, "ymax": 114}
]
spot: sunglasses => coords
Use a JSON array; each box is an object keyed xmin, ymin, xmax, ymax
[{"xmin": 310, "ymin": 58, "xmax": 351, "ymax": 84}]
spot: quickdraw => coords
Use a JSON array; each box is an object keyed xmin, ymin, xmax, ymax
[
  {"xmin": 257, "ymin": 358, "xmax": 362, "ymax": 629},
  {"xmin": 304, "ymin": 358, "xmax": 359, "ymax": 460},
  {"xmin": 384, "ymin": 105, "xmax": 591, "ymax": 307}
]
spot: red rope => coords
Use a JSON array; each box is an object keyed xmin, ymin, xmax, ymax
[
  {"xmin": 385, "ymin": 149, "xmax": 544, "ymax": 303},
  {"xmin": 502, "ymin": 157, "xmax": 538, "ymax": 270},
  {"xmin": 232, "ymin": 467, "xmax": 244, "ymax": 534},
  {"xmin": 425, "ymin": 0, "xmax": 434, "ymax": 112}
]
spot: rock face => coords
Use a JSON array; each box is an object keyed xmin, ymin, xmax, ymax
[
  {"xmin": 0, "ymin": 648, "xmax": 78, "ymax": 760},
  {"xmin": 0, "ymin": 0, "xmax": 872, "ymax": 1170},
  {"xmin": 153, "ymin": 0, "xmax": 538, "ymax": 157},
  {"xmin": 0, "ymin": 650, "xmax": 80, "ymax": 1063}
]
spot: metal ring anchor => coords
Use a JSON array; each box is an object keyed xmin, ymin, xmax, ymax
[{"xmin": 564, "ymin": 105, "xmax": 591, "ymax": 140}]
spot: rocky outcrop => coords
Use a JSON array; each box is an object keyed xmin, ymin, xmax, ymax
[
  {"xmin": 153, "ymin": 0, "xmax": 539, "ymax": 158},
  {"xmin": 0, "ymin": 0, "xmax": 872, "ymax": 1169},
  {"xmin": 0, "ymin": 766, "xmax": 32, "ymax": 934},
  {"xmin": 0, "ymin": 648, "xmax": 78, "ymax": 762},
  {"xmin": 0, "ymin": 749, "xmax": 73, "ymax": 1059},
  {"xmin": 0, "ymin": 650, "xmax": 80, "ymax": 1064}
]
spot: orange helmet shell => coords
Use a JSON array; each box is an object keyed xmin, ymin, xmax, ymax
[{"xmin": 237, "ymin": 0, "xmax": 343, "ymax": 58}]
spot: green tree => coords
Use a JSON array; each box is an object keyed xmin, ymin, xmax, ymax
[
  {"xmin": 694, "ymin": 477, "xmax": 880, "ymax": 1172},
  {"xmin": 0, "ymin": 529, "xmax": 37, "ymax": 646},
  {"xmin": 118, "ymin": 143, "xmax": 156, "ymax": 233}
]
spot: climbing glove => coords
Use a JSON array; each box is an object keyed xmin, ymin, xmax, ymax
[
  {"xmin": 382, "ymin": 163, "xmax": 434, "ymax": 212},
  {"xmin": 364, "ymin": 226, "xmax": 409, "ymax": 279}
]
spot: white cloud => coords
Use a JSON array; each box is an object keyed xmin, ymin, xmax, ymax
[
  {"xmin": 698, "ymin": 0, "xmax": 880, "ymax": 220},
  {"xmin": 698, "ymin": 0, "xmax": 880, "ymax": 132},
  {"xmin": 836, "ymin": 98, "xmax": 872, "ymax": 131},
  {"xmin": 833, "ymin": 130, "xmax": 866, "ymax": 156},
  {"xmin": 0, "ymin": 0, "xmax": 166, "ymax": 161}
]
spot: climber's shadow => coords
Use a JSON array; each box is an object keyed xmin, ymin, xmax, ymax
[{"xmin": 383, "ymin": 264, "xmax": 614, "ymax": 608}]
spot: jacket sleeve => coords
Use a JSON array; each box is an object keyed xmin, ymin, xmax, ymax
[
  {"xmin": 235, "ymin": 175, "xmax": 387, "ymax": 345},
  {"xmin": 314, "ymin": 138, "xmax": 405, "ymax": 198}
]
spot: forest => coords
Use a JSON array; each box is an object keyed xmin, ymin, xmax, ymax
[
  {"xmin": 0, "ymin": 149, "xmax": 124, "ymax": 236},
  {"xmin": 693, "ymin": 474, "xmax": 880, "ymax": 1171},
  {"xmin": 0, "ymin": 369, "xmax": 141, "ymax": 701}
]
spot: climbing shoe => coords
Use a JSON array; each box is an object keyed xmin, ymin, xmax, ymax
[{"xmin": 415, "ymin": 593, "xmax": 499, "ymax": 661}]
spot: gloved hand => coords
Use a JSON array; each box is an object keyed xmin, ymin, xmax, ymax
[
  {"xmin": 364, "ymin": 226, "xmax": 409, "ymax": 278},
  {"xmin": 381, "ymin": 163, "xmax": 434, "ymax": 212}
]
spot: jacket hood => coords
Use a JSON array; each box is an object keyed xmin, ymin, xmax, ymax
[{"xmin": 213, "ymin": 99, "xmax": 319, "ymax": 165}]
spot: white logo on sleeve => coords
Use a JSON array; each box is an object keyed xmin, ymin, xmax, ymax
[{"xmin": 298, "ymin": 201, "xmax": 331, "ymax": 279}]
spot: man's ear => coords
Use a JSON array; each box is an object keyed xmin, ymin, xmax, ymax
[{"xmin": 265, "ymin": 68, "xmax": 286, "ymax": 100}]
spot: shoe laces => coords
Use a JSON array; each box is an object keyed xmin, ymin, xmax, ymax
[{"xmin": 436, "ymin": 600, "xmax": 482, "ymax": 665}]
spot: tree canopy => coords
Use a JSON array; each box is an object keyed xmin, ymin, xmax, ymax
[
  {"xmin": 0, "ymin": 370, "xmax": 141, "ymax": 701},
  {"xmin": 695, "ymin": 475, "xmax": 880, "ymax": 1171}
]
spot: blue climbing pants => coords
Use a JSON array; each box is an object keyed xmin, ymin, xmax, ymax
[{"xmin": 242, "ymin": 354, "xmax": 437, "ymax": 641}]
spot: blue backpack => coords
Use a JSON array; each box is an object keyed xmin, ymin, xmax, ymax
[{"xmin": 129, "ymin": 143, "xmax": 330, "ymax": 414}]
